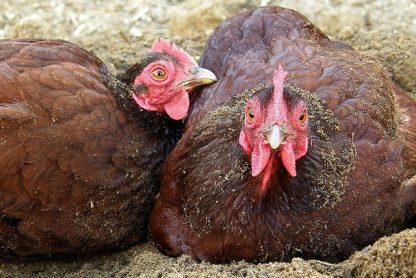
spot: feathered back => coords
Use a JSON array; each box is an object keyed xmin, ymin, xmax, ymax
[{"xmin": 190, "ymin": 6, "xmax": 397, "ymax": 145}]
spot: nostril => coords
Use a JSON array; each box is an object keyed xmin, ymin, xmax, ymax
[
  {"xmin": 262, "ymin": 126, "xmax": 271, "ymax": 135},
  {"xmin": 190, "ymin": 67, "xmax": 199, "ymax": 74}
]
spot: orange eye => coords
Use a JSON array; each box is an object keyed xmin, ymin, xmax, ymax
[
  {"xmin": 246, "ymin": 108, "xmax": 255, "ymax": 123},
  {"xmin": 151, "ymin": 68, "xmax": 166, "ymax": 80},
  {"xmin": 299, "ymin": 109, "xmax": 308, "ymax": 124}
]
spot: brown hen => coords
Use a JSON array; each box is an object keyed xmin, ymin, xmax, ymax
[
  {"xmin": 0, "ymin": 39, "xmax": 216, "ymax": 257},
  {"xmin": 149, "ymin": 6, "xmax": 416, "ymax": 263}
]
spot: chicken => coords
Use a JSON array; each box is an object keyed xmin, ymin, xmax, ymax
[
  {"xmin": 149, "ymin": 6, "xmax": 416, "ymax": 263},
  {"xmin": 0, "ymin": 38, "xmax": 216, "ymax": 257}
]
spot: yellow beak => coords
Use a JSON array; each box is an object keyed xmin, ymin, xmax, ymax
[{"xmin": 179, "ymin": 67, "xmax": 218, "ymax": 90}]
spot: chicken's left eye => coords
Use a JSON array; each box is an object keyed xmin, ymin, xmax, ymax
[
  {"xmin": 246, "ymin": 109, "xmax": 255, "ymax": 122},
  {"xmin": 152, "ymin": 68, "xmax": 166, "ymax": 80}
]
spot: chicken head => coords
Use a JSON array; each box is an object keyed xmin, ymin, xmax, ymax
[
  {"xmin": 132, "ymin": 38, "xmax": 217, "ymax": 120},
  {"xmin": 239, "ymin": 66, "xmax": 309, "ymax": 189}
]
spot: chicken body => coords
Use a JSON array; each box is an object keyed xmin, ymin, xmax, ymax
[
  {"xmin": 150, "ymin": 7, "xmax": 416, "ymax": 263},
  {"xmin": 0, "ymin": 39, "xmax": 214, "ymax": 256}
]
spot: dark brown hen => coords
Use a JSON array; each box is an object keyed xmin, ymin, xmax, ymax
[
  {"xmin": 0, "ymin": 39, "xmax": 216, "ymax": 257},
  {"xmin": 149, "ymin": 6, "xmax": 416, "ymax": 263}
]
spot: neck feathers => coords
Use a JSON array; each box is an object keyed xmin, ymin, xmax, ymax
[{"xmin": 104, "ymin": 66, "xmax": 184, "ymax": 157}]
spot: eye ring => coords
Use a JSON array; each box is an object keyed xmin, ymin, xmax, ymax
[
  {"xmin": 298, "ymin": 109, "xmax": 308, "ymax": 125},
  {"xmin": 151, "ymin": 68, "xmax": 166, "ymax": 81}
]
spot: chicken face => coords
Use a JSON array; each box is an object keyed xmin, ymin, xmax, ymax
[
  {"xmin": 239, "ymin": 66, "xmax": 309, "ymax": 187},
  {"xmin": 132, "ymin": 38, "xmax": 217, "ymax": 120}
]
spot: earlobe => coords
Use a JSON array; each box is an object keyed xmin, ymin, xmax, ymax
[{"xmin": 164, "ymin": 90, "xmax": 189, "ymax": 120}]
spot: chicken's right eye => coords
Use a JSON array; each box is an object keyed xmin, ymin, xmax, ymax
[{"xmin": 298, "ymin": 109, "xmax": 308, "ymax": 125}]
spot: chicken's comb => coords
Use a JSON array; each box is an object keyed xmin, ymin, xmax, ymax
[
  {"xmin": 151, "ymin": 38, "xmax": 196, "ymax": 65},
  {"xmin": 272, "ymin": 65, "xmax": 288, "ymax": 97},
  {"xmin": 267, "ymin": 65, "xmax": 289, "ymax": 121}
]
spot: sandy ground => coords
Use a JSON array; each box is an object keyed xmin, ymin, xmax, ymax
[{"xmin": 0, "ymin": 0, "xmax": 415, "ymax": 277}]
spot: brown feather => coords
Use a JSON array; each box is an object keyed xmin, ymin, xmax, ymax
[
  {"xmin": 0, "ymin": 39, "xmax": 181, "ymax": 256},
  {"xmin": 150, "ymin": 6, "xmax": 416, "ymax": 263}
]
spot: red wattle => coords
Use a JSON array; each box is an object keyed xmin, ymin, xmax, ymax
[
  {"xmin": 281, "ymin": 142, "xmax": 297, "ymax": 177},
  {"xmin": 260, "ymin": 156, "xmax": 274, "ymax": 193},
  {"xmin": 251, "ymin": 140, "xmax": 271, "ymax": 177},
  {"xmin": 164, "ymin": 90, "xmax": 189, "ymax": 120}
]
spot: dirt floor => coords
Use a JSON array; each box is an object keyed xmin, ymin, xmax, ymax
[{"xmin": 0, "ymin": 0, "xmax": 415, "ymax": 277}]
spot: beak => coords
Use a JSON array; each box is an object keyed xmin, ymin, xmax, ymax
[
  {"xmin": 178, "ymin": 67, "xmax": 217, "ymax": 90},
  {"xmin": 264, "ymin": 125, "xmax": 286, "ymax": 149}
]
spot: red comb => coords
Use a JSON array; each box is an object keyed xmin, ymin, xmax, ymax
[
  {"xmin": 150, "ymin": 37, "xmax": 196, "ymax": 65},
  {"xmin": 267, "ymin": 65, "xmax": 288, "ymax": 121}
]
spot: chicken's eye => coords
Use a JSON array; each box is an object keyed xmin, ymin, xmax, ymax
[
  {"xmin": 298, "ymin": 109, "xmax": 308, "ymax": 125},
  {"xmin": 246, "ymin": 109, "xmax": 255, "ymax": 123},
  {"xmin": 151, "ymin": 68, "xmax": 166, "ymax": 80}
]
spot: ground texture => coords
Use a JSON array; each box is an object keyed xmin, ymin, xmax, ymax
[{"xmin": 0, "ymin": 0, "xmax": 415, "ymax": 277}]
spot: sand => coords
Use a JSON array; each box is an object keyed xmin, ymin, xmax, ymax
[
  {"xmin": 0, "ymin": 0, "xmax": 415, "ymax": 277},
  {"xmin": 1, "ymin": 229, "xmax": 415, "ymax": 277}
]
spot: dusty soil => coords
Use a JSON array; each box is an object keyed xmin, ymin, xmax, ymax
[
  {"xmin": 0, "ymin": 0, "xmax": 415, "ymax": 277},
  {"xmin": 1, "ymin": 229, "xmax": 415, "ymax": 277}
]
